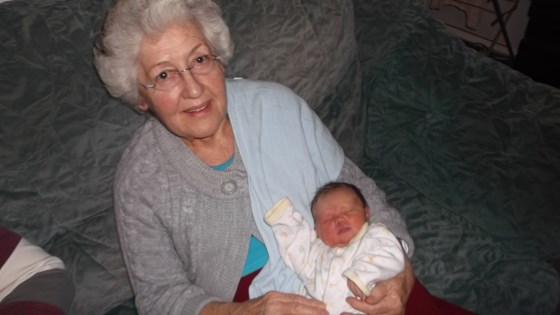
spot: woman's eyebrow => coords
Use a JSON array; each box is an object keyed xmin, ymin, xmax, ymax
[
  {"xmin": 188, "ymin": 43, "xmax": 210, "ymax": 55},
  {"xmin": 149, "ymin": 44, "xmax": 208, "ymax": 69}
]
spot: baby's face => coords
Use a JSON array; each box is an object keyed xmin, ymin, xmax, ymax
[{"xmin": 313, "ymin": 187, "xmax": 368, "ymax": 247}]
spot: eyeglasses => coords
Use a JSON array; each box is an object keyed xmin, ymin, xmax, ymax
[{"xmin": 140, "ymin": 54, "xmax": 221, "ymax": 91}]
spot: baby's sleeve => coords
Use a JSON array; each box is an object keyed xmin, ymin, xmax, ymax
[
  {"xmin": 264, "ymin": 198, "xmax": 319, "ymax": 281},
  {"xmin": 342, "ymin": 224, "xmax": 405, "ymax": 296}
]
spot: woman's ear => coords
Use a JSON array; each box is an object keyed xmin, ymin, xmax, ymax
[{"xmin": 136, "ymin": 102, "xmax": 149, "ymax": 112}]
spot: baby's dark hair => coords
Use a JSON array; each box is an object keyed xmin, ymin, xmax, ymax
[{"xmin": 310, "ymin": 182, "xmax": 368, "ymax": 215}]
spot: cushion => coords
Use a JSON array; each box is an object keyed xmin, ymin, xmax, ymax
[
  {"xmin": 0, "ymin": 0, "xmax": 142, "ymax": 313},
  {"xmin": 354, "ymin": 0, "xmax": 560, "ymax": 313},
  {"xmin": 220, "ymin": 0, "xmax": 366, "ymax": 162}
]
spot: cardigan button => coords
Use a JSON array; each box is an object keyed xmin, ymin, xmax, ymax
[{"xmin": 221, "ymin": 180, "xmax": 237, "ymax": 195}]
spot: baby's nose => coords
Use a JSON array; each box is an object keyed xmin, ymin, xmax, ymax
[{"xmin": 334, "ymin": 215, "xmax": 347, "ymax": 225}]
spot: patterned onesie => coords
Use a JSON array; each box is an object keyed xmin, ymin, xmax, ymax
[{"xmin": 265, "ymin": 198, "xmax": 405, "ymax": 314}]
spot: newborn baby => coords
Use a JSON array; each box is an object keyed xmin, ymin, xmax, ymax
[{"xmin": 265, "ymin": 182, "xmax": 405, "ymax": 314}]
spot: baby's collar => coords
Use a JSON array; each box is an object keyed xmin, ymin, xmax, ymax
[{"xmin": 348, "ymin": 223, "xmax": 369, "ymax": 245}]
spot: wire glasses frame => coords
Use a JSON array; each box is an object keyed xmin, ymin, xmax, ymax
[{"xmin": 140, "ymin": 54, "xmax": 222, "ymax": 91}]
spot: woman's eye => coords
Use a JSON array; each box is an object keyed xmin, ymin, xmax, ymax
[
  {"xmin": 156, "ymin": 71, "xmax": 170, "ymax": 81},
  {"xmin": 195, "ymin": 55, "xmax": 209, "ymax": 64}
]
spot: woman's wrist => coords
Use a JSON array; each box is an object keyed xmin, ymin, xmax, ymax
[
  {"xmin": 402, "ymin": 256, "xmax": 416, "ymax": 302},
  {"xmin": 200, "ymin": 301, "xmax": 242, "ymax": 315}
]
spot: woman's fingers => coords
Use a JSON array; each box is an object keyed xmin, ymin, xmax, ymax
[
  {"xmin": 346, "ymin": 282, "xmax": 404, "ymax": 315},
  {"xmin": 259, "ymin": 291, "xmax": 328, "ymax": 315},
  {"xmin": 345, "ymin": 257, "xmax": 414, "ymax": 315}
]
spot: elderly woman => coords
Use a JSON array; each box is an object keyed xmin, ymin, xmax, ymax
[{"xmin": 93, "ymin": 0, "xmax": 441, "ymax": 314}]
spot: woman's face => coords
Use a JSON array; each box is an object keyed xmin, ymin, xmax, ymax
[
  {"xmin": 136, "ymin": 21, "xmax": 228, "ymax": 146},
  {"xmin": 313, "ymin": 187, "xmax": 369, "ymax": 247}
]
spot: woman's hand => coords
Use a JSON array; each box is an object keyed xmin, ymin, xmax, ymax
[
  {"xmin": 202, "ymin": 291, "xmax": 328, "ymax": 315},
  {"xmin": 345, "ymin": 256, "xmax": 415, "ymax": 315}
]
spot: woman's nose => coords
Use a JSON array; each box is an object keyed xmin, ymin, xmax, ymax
[{"xmin": 180, "ymin": 71, "xmax": 203, "ymax": 99}]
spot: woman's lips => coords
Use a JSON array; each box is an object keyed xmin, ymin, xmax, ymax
[{"xmin": 185, "ymin": 102, "xmax": 209, "ymax": 113}]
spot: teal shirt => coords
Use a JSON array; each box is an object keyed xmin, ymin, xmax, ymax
[
  {"xmin": 211, "ymin": 155, "xmax": 234, "ymax": 171},
  {"xmin": 242, "ymin": 236, "xmax": 269, "ymax": 276}
]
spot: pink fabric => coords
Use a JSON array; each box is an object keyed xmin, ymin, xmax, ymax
[
  {"xmin": 233, "ymin": 268, "xmax": 261, "ymax": 302},
  {"xmin": 0, "ymin": 227, "xmax": 21, "ymax": 268},
  {"xmin": 0, "ymin": 301, "xmax": 65, "ymax": 315},
  {"xmin": 406, "ymin": 279, "xmax": 476, "ymax": 315}
]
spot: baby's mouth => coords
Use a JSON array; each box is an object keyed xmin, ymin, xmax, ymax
[{"xmin": 337, "ymin": 226, "xmax": 351, "ymax": 235}]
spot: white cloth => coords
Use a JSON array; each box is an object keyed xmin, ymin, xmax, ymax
[
  {"xmin": 265, "ymin": 198, "xmax": 405, "ymax": 315},
  {"xmin": 0, "ymin": 238, "xmax": 65, "ymax": 301}
]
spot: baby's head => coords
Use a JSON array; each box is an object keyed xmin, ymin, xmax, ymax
[{"xmin": 311, "ymin": 182, "xmax": 369, "ymax": 247}]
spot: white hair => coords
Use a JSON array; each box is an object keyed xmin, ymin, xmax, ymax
[{"xmin": 93, "ymin": 0, "xmax": 234, "ymax": 106}]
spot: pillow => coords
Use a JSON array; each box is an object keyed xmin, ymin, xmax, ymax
[
  {"xmin": 355, "ymin": 0, "xmax": 560, "ymax": 313},
  {"xmin": 364, "ymin": 161, "xmax": 560, "ymax": 315},
  {"xmin": 356, "ymin": 0, "xmax": 560, "ymax": 262},
  {"xmin": 220, "ymin": 0, "xmax": 366, "ymax": 162},
  {"xmin": 0, "ymin": 0, "xmax": 142, "ymax": 313}
]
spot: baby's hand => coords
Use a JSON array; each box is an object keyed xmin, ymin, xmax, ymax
[
  {"xmin": 347, "ymin": 279, "xmax": 366, "ymax": 301},
  {"xmin": 340, "ymin": 280, "xmax": 366, "ymax": 315}
]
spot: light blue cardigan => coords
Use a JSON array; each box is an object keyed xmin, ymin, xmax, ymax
[{"xmin": 227, "ymin": 79, "xmax": 345, "ymax": 297}]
